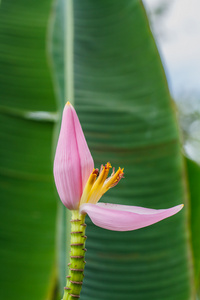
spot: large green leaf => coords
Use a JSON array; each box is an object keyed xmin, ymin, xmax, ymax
[
  {"xmin": 50, "ymin": 0, "xmax": 193, "ymax": 299},
  {"xmin": 186, "ymin": 158, "xmax": 200, "ymax": 290},
  {"xmin": 0, "ymin": 1, "xmax": 57, "ymax": 300},
  {"xmin": 48, "ymin": 0, "xmax": 68, "ymax": 293}
]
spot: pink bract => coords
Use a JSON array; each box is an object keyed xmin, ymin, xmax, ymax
[
  {"xmin": 80, "ymin": 203, "xmax": 183, "ymax": 231},
  {"xmin": 53, "ymin": 103, "xmax": 94, "ymax": 209}
]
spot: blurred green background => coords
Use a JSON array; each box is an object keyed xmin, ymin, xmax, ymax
[{"xmin": 0, "ymin": 1, "xmax": 199, "ymax": 300}]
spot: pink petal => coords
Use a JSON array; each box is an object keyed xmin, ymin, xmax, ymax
[
  {"xmin": 80, "ymin": 203, "xmax": 184, "ymax": 231},
  {"xmin": 71, "ymin": 104, "xmax": 94, "ymax": 189},
  {"xmin": 53, "ymin": 103, "xmax": 94, "ymax": 209}
]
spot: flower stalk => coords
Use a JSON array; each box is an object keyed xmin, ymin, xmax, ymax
[{"xmin": 63, "ymin": 211, "xmax": 87, "ymax": 300}]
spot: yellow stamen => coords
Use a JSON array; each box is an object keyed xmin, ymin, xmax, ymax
[
  {"xmin": 79, "ymin": 163, "xmax": 124, "ymax": 207},
  {"xmin": 86, "ymin": 163, "xmax": 112, "ymax": 204},
  {"xmin": 80, "ymin": 162, "xmax": 124, "ymax": 205},
  {"xmin": 79, "ymin": 169, "xmax": 99, "ymax": 206},
  {"xmin": 102, "ymin": 167, "xmax": 124, "ymax": 194}
]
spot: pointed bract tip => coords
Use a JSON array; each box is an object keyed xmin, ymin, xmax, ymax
[{"xmin": 66, "ymin": 101, "xmax": 71, "ymax": 106}]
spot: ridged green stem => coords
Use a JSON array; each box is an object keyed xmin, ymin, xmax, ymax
[{"xmin": 62, "ymin": 210, "xmax": 87, "ymax": 300}]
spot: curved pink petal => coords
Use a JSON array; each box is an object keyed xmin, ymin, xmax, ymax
[
  {"xmin": 80, "ymin": 203, "xmax": 184, "ymax": 231},
  {"xmin": 53, "ymin": 103, "xmax": 94, "ymax": 209},
  {"xmin": 71, "ymin": 104, "xmax": 94, "ymax": 189}
]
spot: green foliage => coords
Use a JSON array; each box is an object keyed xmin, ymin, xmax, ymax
[
  {"xmin": 186, "ymin": 158, "xmax": 200, "ymax": 288},
  {"xmin": 0, "ymin": 1, "xmax": 57, "ymax": 300},
  {"xmin": 50, "ymin": 0, "xmax": 193, "ymax": 299}
]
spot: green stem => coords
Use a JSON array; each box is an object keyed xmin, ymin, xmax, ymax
[{"xmin": 62, "ymin": 210, "xmax": 87, "ymax": 300}]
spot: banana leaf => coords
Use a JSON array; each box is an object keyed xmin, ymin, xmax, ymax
[
  {"xmin": 186, "ymin": 158, "xmax": 200, "ymax": 292},
  {"xmin": 50, "ymin": 0, "xmax": 193, "ymax": 299},
  {"xmin": 0, "ymin": 1, "xmax": 57, "ymax": 299}
]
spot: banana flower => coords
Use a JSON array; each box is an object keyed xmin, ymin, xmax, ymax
[{"xmin": 53, "ymin": 102, "xmax": 183, "ymax": 300}]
